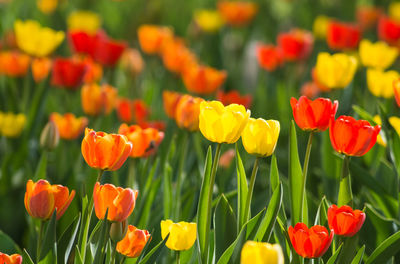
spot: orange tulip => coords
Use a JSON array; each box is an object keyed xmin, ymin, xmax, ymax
[
  {"xmin": 256, "ymin": 44, "xmax": 284, "ymax": 72},
  {"xmin": 217, "ymin": 1, "xmax": 258, "ymax": 27},
  {"xmin": 93, "ymin": 182, "xmax": 138, "ymax": 222},
  {"xmin": 217, "ymin": 90, "xmax": 252, "ymax": 109},
  {"xmin": 49, "ymin": 112, "xmax": 88, "ymax": 140},
  {"xmin": 0, "ymin": 252, "xmax": 22, "ymax": 264},
  {"xmin": 81, "ymin": 56, "xmax": 103, "ymax": 84},
  {"xmin": 163, "ymin": 90, "xmax": 183, "ymax": 118},
  {"xmin": 31, "ymin": 57, "xmax": 52, "ymax": 82},
  {"xmin": 81, "ymin": 128, "xmax": 132, "ymax": 171},
  {"xmin": 137, "ymin": 25, "xmax": 174, "ymax": 54},
  {"xmin": 175, "ymin": 94, "xmax": 204, "ymax": 131},
  {"xmin": 116, "ymin": 225, "xmax": 151, "ymax": 258},
  {"xmin": 118, "ymin": 124, "xmax": 164, "ymax": 158},
  {"xmin": 161, "ymin": 38, "xmax": 196, "ymax": 74},
  {"xmin": 24, "ymin": 179, "xmax": 75, "ymax": 220},
  {"xmin": 120, "ymin": 48, "xmax": 145, "ymax": 76},
  {"xmin": 116, "ymin": 98, "xmax": 150, "ymax": 124},
  {"xmin": 0, "ymin": 51, "xmax": 30, "ymax": 77},
  {"xmin": 356, "ymin": 6, "xmax": 382, "ymax": 31},
  {"xmin": 182, "ymin": 64, "xmax": 227, "ymax": 94},
  {"xmin": 81, "ymin": 83, "xmax": 117, "ymax": 116}
]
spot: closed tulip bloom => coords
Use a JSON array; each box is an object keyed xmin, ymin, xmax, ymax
[
  {"xmin": 24, "ymin": 179, "xmax": 75, "ymax": 220},
  {"xmin": 314, "ymin": 52, "xmax": 357, "ymax": 89},
  {"xmin": 194, "ymin": 9, "xmax": 224, "ymax": 33},
  {"xmin": 137, "ymin": 25, "xmax": 173, "ymax": 54},
  {"xmin": 327, "ymin": 21, "xmax": 361, "ymax": 50},
  {"xmin": 217, "ymin": 1, "xmax": 258, "ymax": 27},
  {"xmin": 217, "ymin": 90, "xmax": 252, "ymax": 109},
  {"xmin": 161, "ymin": 38, "xmax": 196, "ymax": 74},
  {"xmin": 0, "ymin": 252, "xmax": 22, "ymax": 264},
  {"xmin": 199, "ymin": 101, "xmax": 250, "ymax": 144},
  {"xmin": 378, "ymin": 16, "xmax": 400, "ymax": 46},
  {"xmin": 93, "ymin": 34, "xmax": 126, "ymax": 66},
  {"xmin": 182, "ymin": 64, "xmax": 227, "ymax": 94},
  {"xmin": 175, "ymin": 95, "xmax": 204, "ymax": 131},
  {"xmin": 290, "ymin": 96, "xmax": 338, "ymax": 131},
  {"xmin": 36, "ymin": 0, "xmax": 57, "ymax": 14},
  {"xmin": 118, "ymin": 124, "xmax": 164, "ymax": 158},
  {"xmin": 0, "ymin": 112, "xmax": 26, "ymax": 138},
  {"xmin": 161, "ymin": 220, "xmax": 197, "ymax": 251},
  {"xmin": 394, "ymin": 79, "xmax": 400, "ymax": 107},
  {"xmin": 31, "ymin": 57, "xmax": 52, "ymax": 82},
  {"xmin": 313, "ymin": 15, "xmax": 331, "ymax": 39},
  {"xmin": 116, "ymin": 225, "xmax": 151, "ymax": 258},
  {"xmin": 14, "ymin": 20, "xmax": 64, "ymax": 57},
  {"xmin": 0, "ymin": 51, "xmax": 30, "ymax": 77},
  {"xmin": 367, "ymin": 69, "xmax": 399, "ymax": 98},
  {"xmin": 81, "ymin": 128, "xmax": 132, "ymax": 171},
  {"xmin": 93, "ymin": 182, "xmax": 138, "ymax": 222},
  {"xmin": 50, "ymin": 113, "xmax": 88, "ymax": 140},
  {"xmin": 288, "ymin": 223, "xmax": 333, "ymax": 258},
  {"xmin": 241, "ymin": 241, "xmax": 284, "ymax": 264},
  {"xmin": 328, "ymin": 204, "xmax": 365, "ymax": 237},
  {"xmin": 163, "ymin": 90, "xmax": 183, "ymax": 118},
  {"xmin": 67, "ymin": 10, "xmax": 101, "ymax": 35},
  {"xmin": 81, "ymin": 83, "xmax": 117, "ymax": 116},
  {"xmin": 40, "ymin": 121, "xmax": 59, "ymax": 151},
  {"xmin": 241, "ymin": 118, "xmax": 280, "ymax": 157},
  {"xmin": 329, "ymin": 116, "xmax": 381, "ymax": 157},
  {"xmin": 51, "ymin": 57, "xmax": 87, "ymax": 88},
  {"xmin": 359, "ymin": 40, "xmax": 398, "ymax": 69},
  {"xmin": 277, "ymin": 29, "xmax": 314, "ymax": 61},
  {"xmin": 68, "ymin": 30, "xmax": 98, "ymax": 56},
  {"xmin": 256, "ymin": 44, "xmax": 284, "ymax": 72}
]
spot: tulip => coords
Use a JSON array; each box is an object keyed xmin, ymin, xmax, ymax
[
  {"xmin": 326, "ymin": 21, "xmax": 361, "ymax": 50},
  {"xmin": 356, "ymin": 6, "xmax": 382, "ymax": 31},
  {"xmin": 160, "ymin": 220, "xmax": 197, "ymax": 251},
  {"xmin": 311, "ymin": 68, "xmax": 331, "ymax": 92},
  {"xmin": 277, "ymin": 29, "xmax": 314, "ymax": 61},
  {"xmin": 68, "ymin": 30, "xmax": 99, "ymax": 56},
  {"xmin": 182, "ymin": 64, "xmax": 227, "ymax": 94},
  {"xmin": 163, "ymin": 90, "xmax": 183, "ymax": 119},
  {"xmin": 175, "ymin": 95, "xmax": 204, "ymax": 131},
  {"xmin": 40, "ymin": 121, "xmax": 59, "ymax": 151},
  {"xmin": 256, "ymin": 44, "xmax": 284, "ymax": 72},
  {"xmin": 161, "ymin": 38, "xmax": 196, "ymax": 74},
  {"xmin": 116, "ymin": 98, "xmax": 135, "ymax": 124},
  {"xmin": 329, "ymin": 115, "xmax": 381, "ymax": 157},
  {"xmin": 0, "ymin": 112, "xmax": 26, "ymax": 138},
  {"xmin": 92, "ymin": 34, "xmax": 126, "ymax": 66},
  {"xmin": 290, "ymin": 96, "xmax": 338, "ymax": 132},
  {"xmin": 116, "ymin": 225, "xmax": 151, "ymax": 258},
  {"xmin": 137, "ymin": 25, "xmax": 173, "ymax": 54},
  {"xmin": 389, "ymin": 116, "xmax": 400, "ymax": 137},
  {"xmin": 50, "ymin": 113, "xmax": 88, "ymax": 140},
  {"xmin": 81, "ymin": 128, "xmax": 132, "ymax": 171},
  {"xmin": 372, "ymin": 115, "xmax": 387, "ymax": 147},
  {"xmin": 378, "ymin": 16, "xmax": 400, "ymax": 46},
  {"xmin": 120, "ymin": 48, "xmax": 145, "ymax": 76},
  {"xmin": 51, "ymin": 57, "xmax": 87, "ymax": 88},
  {"xmin": 389, "ymin": 2, "xmax": 400, "ymax": 22},
  {"xmin": 118, "ymin": 124, "xmax": 164, "ymax": 158},
  {"xmin": 300, "ymin": 81, "xmax": 320, "ymax": 99},
  {"xmin": 67, "ymin": 10, "xmax": 101, "ymax": 35},
  {"xmin": 217, "ymin": 90, "xmax": 252, "ymax": 109},
  {"xmin": 359, "ymin": 40, "xmax": 398, "ymax": 70},
  {"xmin": 0, "ymin": 252, "xmax": 22, "ymax": 264},
  {"xmin": 31, "ymin": 57, "xmax": 52, "ymax": 82},
  {"xmin": 81, "ymin": 83, "xmax": 117, "ymax": 116},
  {"xmin": 241, "ymin": 241, "xmax": 284, "ymax": 264},
  {"xmin": 199, "ymin": 101, "xmax": 250, "ymax": 144},
  {"xmin": 313, "ymin": 15, "xmax": 331, "ymax": 39},
  {"xmin": 241, "ymin": 118, "xmax": 280, "ymax": 157},
  {"xmin": 24, "ymin": 179, "xmax": 75, "ymax": 220},
  {"xmin": 314, "ymin": 52, "xmax": 357, "ymax": 89},
  {"xmin": 93, "ymin": 182, "xmax": 138, "ymax": 222},
  {"xmin": 217, "ymin": 1, "xmax": 258, "ymax": 27},
  {"xmin": 394, "ymin": 79, "xmax": 400, "ymax": 107},
  {"xmin": 36, "ymin": 0, "xmax": 57, "ymax": 14},
  {"xmin": 194, "ymin": 9, "xmax": 224, "ymax": 33},
  {"xmin": 14, "ymin": 20, "xmax": 64, "ymax": 57},
  {"xmin": 0, "ymin": 51, "xmax": 30, "ymax": 77},
  {"xmin": 288, "ymin": 223, "xmax": 333, "ymax": 258},
  {"xmin": 328, "ymin": 204, "xmax": 366, "ymax": 237},
  {"xmin": 367, "ymin": 68, "xmax": 399, "ymax": 98},
  {"xmin": 81, "ymin": 57, "xmax": 103, "ymax": 84},
  {"xmin": 219, "ymin": 149, "xmax": 235, "ymax": 168}
]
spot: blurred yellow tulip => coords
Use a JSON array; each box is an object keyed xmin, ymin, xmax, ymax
[
  {"xmin": 199, "ymin": 101, "xmax": 250, "ymax": 144},
  {"xmin": 373, "ymin": 115, "xmax": 387, "ymax": 147},
  {"xmin": 389, "ymin": 116, "xmax": 400, "ymax": 137},
  {"xmin": 359, "ymin": 39, "xmax": 398, "ymax": 70},
  {"xmin": 241, "ymin": 241, "xmax": 284, "ymax": 264},
  {"xmin": 0, "ymin": 112, "xmax": 26, "ymax": 138},
  {"xmin": 67, "ymin": 10, "xmax": 101, "ymax": 35},
  {"xmin": 389, "ymin": 2, "xmax": 400, "ymax": 21},
  {"xmin": 194, "ymin": 9, "xmax": 224, "ymax": 33},
  {"xmin": 241, "ymin": 118, "xmax": 280, "ymax": 157},
  {"xmin": 36, "ymin": 0, "xmax": 57, "ymax": 14},
  {"xmin": 14, "ymin": 20, "xmax": 64, "ymax": 57},
  {"xmin": 160, "ymin": 220, "xmax": 196, "ymax": 251},
  {"xmin": 367, "ymin": 68, "xmax": 399, "ymax": 98},
  {"xmin": 315, "ymin": 52, "xmax": 357, "ymax": 89},
  {"xmin": 313, "ymin": 15, "xmax": 331, "ymax": 39}
]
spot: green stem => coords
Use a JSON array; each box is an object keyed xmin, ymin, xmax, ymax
[
  {"xmin": 300, "ymin": 132, "xmax": 314, "ymax": 223},
  {"xmin": 243, "ymin": 157, "xmax": 260, "ymax": 223},
  {"xmin": 176, "ymin": 251, "xmax": 180, "ymax": 264},
  {"xmin": 203, "ymin": 143, "xmax": 222, "ymax": 262},
  {"xmin": 175, "ymin": 132, "xmax": 189, "ymax": 220},
  {"xmin": 338, "ymin": 155, "xmax": 352, "ymax": 207},
  {"xmin": 111, "ymin": 241, "xmax": 117, "ymax": 264},
  {"xmin": 36, "ymin": 220, "xmax": 45, "ymax": 263},
  {"xmin": 127, "ymin": 158, "xmax": 136, "ymax": 189}
]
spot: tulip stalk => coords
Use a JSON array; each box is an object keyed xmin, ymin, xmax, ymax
[
  {"xmin": 36, "ymin": 220, "xmax": 44, "ymax": 263},
  {"xmin": 174, "ymin": 132, "xmax": 189, "ymax": 220},
  {"xmin": 338, "ymin": 155, "xmax": 352, "ymax": 207},
  {"xmin": 127, "ymin": 159, "xmax": 136, "ymax": 189},
  {"xmin": 176, "ymin": 251, "xmax": 180, "ymax": 264},
  {"xmin": 301, "ymin": 131, "xmax": 314, "ymax": 222},
  {"xmin": 243, "ymin": 157, "xmax": 260, "ymax": 223}
]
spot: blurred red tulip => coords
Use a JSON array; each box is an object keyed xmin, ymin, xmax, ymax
[
  {"xmin": 182, "ymin": 64, "xmax": 227, "ymax": 94},
  {"xmin": 217, "ymin": 90, "xmax": 252, "ymax": 109},
  {"xmin": 378, "ymin": 16, "xmax": 400, "ymax": 46},
  {"xmin": 217, "ymin": 0, "xmax": 258, "ymax": 27},
  {"xmin": 163, "ymin": 90, "xmax": 183, "ymax": 119},
  {"xmin": 394, "ymin": 78, "xmax": 400, "ymax": 107},
  {"xmin": 328, "ymin": 204, "xmax": 366, "ymax": 237},
  {"xmin": 0, "ymin": 252, "xmax": 22, "ymax": 264},
  {"xmin": 256, "ymin": 44, "xmax": 284, "ymax": 71},
  {"xmin": 327, "ymin": 21, "xmax": 361, "ymax": 50},
  {"xmin": 356, "ymin": 6, "xmax": 382, "ymax": 31},
  {"xmin": 277, "ymin": 29, "xmax": 313, "ymax": 61},
  {"xmin": 51, "ymin": 57, "xmax": 87, "ymax": 89}
]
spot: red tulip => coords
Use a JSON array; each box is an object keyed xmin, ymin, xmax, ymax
[
  {"xmin": 288, "ymin": 223, "xmax": 333, "ymax": 258},
  {"xmin": 51, "ymin": 57, "xmax": 87, "ymax": 89},
  {"xmin": 217, "ymin": 90, "xmax": 252, "ymax": 109},
  {"xmin": 277, "ymin": 29, "xmax": 313, "ymax": 61},
  {"xmin": 290, "ymin": 96, "xmax": 338, "ymax": 131},
  {"xmin": 329, "ymin": 115, "xmax": 381, "ymax": 156},
  {"xmin": 328, "ymin": 204, "xmax": 366, "ymax": 237},
  {"xmin": 394, "ymin": 78, "xmax": 400, "ymax": 107},
  {"xmin": 327, "ymin": 21, "xmax": 361, "ymax": 50},
  {"xmin": 93, "ymin": 35, "xmax": 126, "ymax": 66},
  {"xmin": 378, "ymin": 16, "xmax": 400, "ymax": 46},
  {"xmin": 0, "ymin": 252, "xmax": 22, "ymax": 264},
  {"xmin": 256, "ymin": 44, "xmax": 284, "ymax": 71},
  {"xmin": 68, "ymin": 31, "xmax": 99, "ymax": 56}
]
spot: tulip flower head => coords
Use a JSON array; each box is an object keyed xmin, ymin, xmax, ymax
[
  {"xmin": 367, "ymin": 68, "xmax": 399, "ymax": 98},
  {"xmin": 67, "ymin": 10, "xmax": 101, "ymax": 35},
  {"xmin": 137, "ymin": 25, "xmax": 174, "ymax": 54},
  {"xmin": 81, "ymin": 128, "xmax": 132, "ymax": 171},
  {"xmin": 175, "ymin": 94, "xmax": 204, "ymax": 131},
  {"xmin": 394, "ymin": 78, "xmax": 400, "ymax": 107},
  {"xmin": 163, "ymin": 90, "xmax": 183, "ymax": 119},
  {"xmin": 356, "ymin": 6, "xmax": 382, "ymax": 31},
  {"xmin": 256, "ymin": 44, "xmax": 284, "ymax": 72},
  {"xmin": 0, "ymin": 252, "xmax": 22, "ymax": 264},
  {"xmin": 329, "ymin": 115, "xmax": 381, "ymax": 157},
  {"xmin": 0, "ymin": 51, "xmax": 30, "ymax": 77},
  {"xmin": 194, "ymin": 9, "xmax": 224, "ymax": 33},
  {"xmin": 313, "ymin": 15, "xmax": 331, "ymax": 39},
  {"xmin": 36, "ymin": 0, "xmax": 57, "ymax": 14},
  {"xmin": 378, "ymin": 16, "xmax": 400, "ymax": 46},
  {"xmin": 120, "ymin": 48, "xmax": 145, "ymax": 76},
  {"xmin": 0, "ymin": 112, "xmax": 26, "ymax": 138},
  {"xmin": 117, "ymin": 225, "xmax": 151, "ymax": 258},
  {"xmin": 359, "ymin": 39, "xmax": 398, "ymax": 70},
  {"xmin": 217, "ymin": 90, "xmax": 252, "ymax": 109},
  {"xmin": 51, "ymin": 57, "xmax": 87, "ymax": 88},
  {"xmin": 328, "ymin": 204, "xmax": 365, "ymax": 237},
  {"xmin": 182, "ymin": 64, "xmax": 227, "ymax": 95},
  {"xmin": 326, "ymin": 21, "xmax": 361, "ymax": 50},
  {"xmin": 217, "ymin": 1, "xmax": 258, "ymax": 27},
  {"xmin": 31, "ymin": 57, "xmax": 52, "ymax": 82},
  {"xmin": 161, "ymin": 220, "xmax": 197, "ymax": 251},
  {"xmin": 241, "ymin": 241, "xmax": 284, "ymax": 264},
  {"xmin": 288, "ymin": 223, "xmax": 334, "ymax": 258},
  {"xmin": 161, "ymin": 38, "xmax": 196, "ymax": 75},
  {"xmin": 24, "ymin": 179, "xmax": 75, "ymax": 220},
  {"xmin": 50, "ymin": 113, "xmax": 88, "ymax": 140},
  {"xmin": 277, "ymin": 28, "xmax": 314, "ymax": 61},
  {"xmin": 199, "ymin": 101, "xmax": 250, "ymax": 144},
  {"xmin": 81, "ymin": 83, "xmax": 117, "ymax": 116}
]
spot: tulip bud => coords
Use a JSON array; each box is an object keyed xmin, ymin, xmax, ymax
[
  {"xmin": 110, "ymin": 219, "xmax": 128, "ymax": 242},
  {"xmin": 40, "ymin": 121, "xmax": 59, "ymax": 151}
]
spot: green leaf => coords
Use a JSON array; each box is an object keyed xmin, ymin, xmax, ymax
[
  {"xmin": 196, "ymin": 146, "xmax": 213, "ymax": 261},
  {"xmin": 366, "ymin": 229, "xmax": 400, "ymax": 264},
  {"xmin": 351, "ymin": 245, "xmax": 365, "ymax": 264},
  {"xmin": 0, "ymin": 230, "xmax": 21, "ymax": 254},
  {"xmin": 236, "ymin": 144, "xmax": 248, "ymax": 231},
  {"xmin": 74, "ymin": 246, "xmax": 83, "ymax": 264},
  {"xmin": 92, "ymin": 210, "xmax": 110, "ymax": 264},
  {"xmin": 22, "ymin": 249, "xmax": 35, "ymax": 264},
  {"xmin": 270, "ymin": 154, "xmax": 279, "ymax": 193},
  {"xmin": 57, "ymin": 214, "xmax": 81, "ymax": 264},
  {"xmin": 137, "ymin": 177, "xmax": 162, "ymax": 229},
  {"xmin": 254, "ymin": 182, "xmax": 282, "ymax": 242},
  {"xmin": 138, "ymin": 235, "xmax": 169, "ymax": 264},
  {"xmin": 314, "ymin": 197, "xmax": 329, "ymax": 226},
  {"xmin": 327, "ymin": 244, "xmax": 343, "ymax": 264},
  {"xmin": 40, "ymin": 210, "xmax": 57, "ymax": 260},
  {"xmin": 365, "ymin": 204, "xmax": 397, "ymax": 245},
  {"xmin": 352, "ymin": 105, "xmax": 375, "ymax": 123},
  {"xmin": 163, "ymin": 162, "xmax": 173, "ymax": 219},
  {"xmin": 33, "ymin": 152, "xmax": 47, "ymax": 181}
]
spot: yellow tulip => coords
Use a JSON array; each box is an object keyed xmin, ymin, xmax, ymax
[
  {"xmin": 0, "ymin": 112, "xmax": 26, "ymax": 138},
  {"xmin": 359, "ymin": 39, "xmax": 398, "ymax": 70},
  {"xmin": 313, "ymin": 15, "xmax": 331, "ymax": 39},
  {"xmin": 315, "ymin": 52, "xmax": 357, "ymax": 89},
  {"xmin": 160, "ymin": 220, "xmax": 197, "ymax": 251},
  {"xmin": 241, "ymin": 118, "xmax": 280, "ymax": 157},
  {"xmin": 367, "ymin": 68, "xmax": 399, "ymax": 98},
  {"xmin": 373, "ymin": 115, "xmax": 387, "ymax": 147},
  {"xmin": 241, "ymin": 241, "xmax": 284, "ymax": 264},
  {"xmin": 389, "ymin": 2, "xmax": 400, "ymax": 21},
  {"xmin": 36, "ymin": 0, "xmax": 57, "ymax": 14},
  {"xmin": 199, "ymin": 101, "xmax": 250, "ymax": 144},
  {"xmin": 194, "ymin": 9, "xmax": 224, "ymax": 33},
  {"xmin": 67, "ymin": 10, "xmax": 101, "ymax": 35},
  {"xmin": 389, "ymin": 116, "xmax": 400, "ymax": 137},
  {"xmin": 14, "ymin": 20, "xmax": 64, "ymax": 57}
]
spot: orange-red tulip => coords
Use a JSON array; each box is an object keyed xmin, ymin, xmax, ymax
[
  {"xmin": 0, "ymin": 252, "xmax": 22, "ymax": 264},
  {"xmin": 137, "ymin": 25, "xmax": 174, "ymax": 54},
  {"xmin": 118, "ymin": 124, "xmax": 164, "ymax": 158},
  {"xmin": 81, "ymin": 83, "xmax": 117, "ymax": 116},
  {"xmin": 161, "ymin": 38, "xmax": 196, "ymax": 74},
  {"xmin": 328, "ymin": 204, "xmax": 366, "ymax": 237},
  {"xmin": 50, "ymin": 112, "xmax": 88, "ymax": 140},
  {"xmin": 217, "ymin": 1, "xmax": 258, "ymax": 27},
  {"xmin": 378, "ymin": 16, "xmax": 400, "ymax": 46},
  {"xmin": 329, "ymin": 115, "xmax": 381, "ymax": 156},
  {"xmin": 24, "ymin": 179, "xmax": 75, "ymax": 220},
  {"xmin": 394, "ymin": 78, "xmax": 400, "ymax": 107},
  {"xmin": 116, "ymin": 225, "xmax": 151, "ymax": 258},
  {"xmin": 300, "ymin": 81, "xmax": 320, "ymax": 99},
  {"xmin": 0, "ymin": 51, "xmax": 30, "ymax": 77},
  {"xmin": 356, "ymin": 6, "xmax": 382, "ymax": 31},
  {"xmin": 163, "ymin": 90, "xmax": 183, "ymax": 118},
  {"xmin": 51, "ymin": 57, "xmax": 87, "ymax": 89},
  {"xmin": 116, "ymin": 98, "xmax": 150, "ymax": 124},
  {"xmin": 327, "ymin": 21, "xmax": 361, "ymax": 50},
  {"xmin": 277, "ymin": 29, "xmax": 314, "ymax": 61},
  {"xmin": 80, "ymin": 56, "xmax": 103, "ymax": 84},
  {"xmin": 31, "ymin": 57, "xmax": 52, "ymax": 82},
  {"xmin": 182, "ymin": 64, "xmax": 227, "ymax": 94},
  {"xmin": 256, "ymin": 44, "xmax": 284, "ymax": 72},
  {"xmin": 93, "ymin": 182, "xmax": 138, "ymax": 222},
  {"xmin": 217, "ymin": 90, "xmax": 252, "ymax": 109},
  {"xmin": 288, "ymin": 223, "xmax": 333, "ymax": 259},
  {"xmin": 120, "ymin": 48, "xmax": 145, "ymax": 76},
  {"xmin": 175, "ymin": 95, "xmax": 204, "ymax": 131},
  {"xmin": 81, "ymin": 128, "xmax": 132, "ymax": 171}
]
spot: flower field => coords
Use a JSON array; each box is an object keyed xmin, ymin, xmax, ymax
[{"xmin": 1, "ymin": 0, "xmax": 400, "ymax": 263}]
